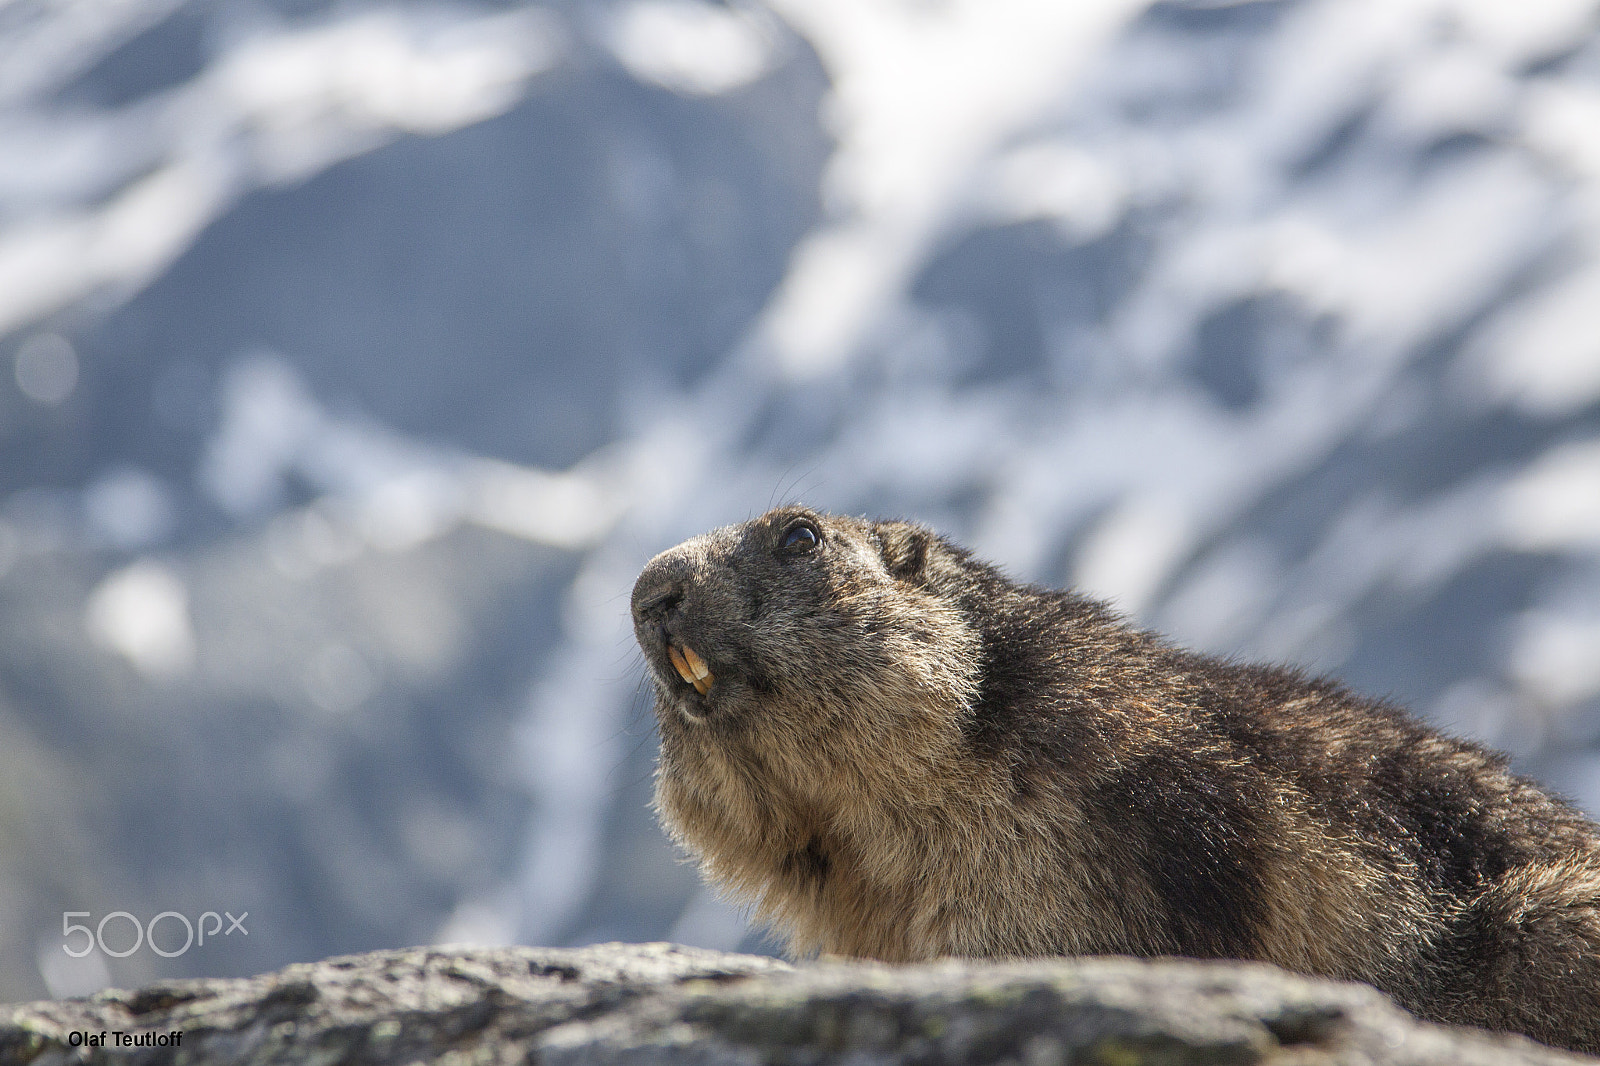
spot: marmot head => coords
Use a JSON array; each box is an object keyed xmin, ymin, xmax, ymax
[{"xmin": 631, "ymin": 507, "xmax": 982, "ymax": 786}]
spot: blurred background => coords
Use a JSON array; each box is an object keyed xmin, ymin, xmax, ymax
[{"xmin": 3, "ymin": 0, "xmax": 1600, "ymax": 1001}]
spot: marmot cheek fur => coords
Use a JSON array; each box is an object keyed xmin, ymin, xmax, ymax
[{"xmin": 631, "ymin": 506, "xmax": 1600, "ymax": 1055}]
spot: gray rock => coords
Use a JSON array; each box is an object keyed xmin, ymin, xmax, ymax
[{"xmin": 2, "ymin": 943, "xmax": 1593, "ymax": 1065}]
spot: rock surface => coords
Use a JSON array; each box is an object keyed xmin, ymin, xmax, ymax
[{"xmin": 1, "ymin": 943, "xmax": 1593, "ymax": 1065}]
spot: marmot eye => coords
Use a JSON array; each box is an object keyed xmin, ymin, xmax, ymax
[{"xmin": 780, "ymin": 523, "xmax": 820, "ymax": 552}]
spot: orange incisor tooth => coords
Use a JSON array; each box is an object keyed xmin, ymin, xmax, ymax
[
  {"xmin": 668, "ymin": 645, "xmax": 696, "ymax": 686},
  {"xmin": 679, "ymin": 645, "xmax": 713, "ymax": 694},
  {"xmin": 680, "ymin": 645, "xmax": 711, "ymax": 681}
]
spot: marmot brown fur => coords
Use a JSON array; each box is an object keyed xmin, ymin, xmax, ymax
[{"xmin": 631, "ymin": 506, "xmax": 1600, "ymax": 1054}]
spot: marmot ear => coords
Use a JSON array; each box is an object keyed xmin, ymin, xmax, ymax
[{"xmin": 875, "ymin": 522, "xmax": 930, "ymax": 583}]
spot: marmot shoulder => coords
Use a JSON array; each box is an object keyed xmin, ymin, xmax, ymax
[{"xmin": 631, "ymin": 506, "xmax": 1600, "ymax": 1055}]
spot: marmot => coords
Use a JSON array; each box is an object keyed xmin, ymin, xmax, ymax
[{"xmin": 631, "ymin": 506, "xmax": 1600, "ymax": 1054}]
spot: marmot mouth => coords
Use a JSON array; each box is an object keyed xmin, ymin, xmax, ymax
[{"xmin": 668, "ymin": 643, "xmax": 714, "ymax": 695}]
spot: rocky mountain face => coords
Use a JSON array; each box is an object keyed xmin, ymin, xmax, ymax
[
  {"xmin": 4, "ymin": 943, "xmax": 1594, "ymax": 1066},
  {"xmin": 2, "ymin": 0, "xmax": 1600, "ymax": 1006}
]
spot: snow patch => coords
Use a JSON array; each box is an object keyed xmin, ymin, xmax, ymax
[
  {"xmin": 84, "ymin": 561, "xmax": 197, "ymax": 678},
  {"xmin": 606, "ymin": 1, "xmax": 775, "ymax": 96}
]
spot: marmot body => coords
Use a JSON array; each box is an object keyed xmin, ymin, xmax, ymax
[{"xmin": 631, "ymin": 507, "xmax": 1600, "ymax": 1054}]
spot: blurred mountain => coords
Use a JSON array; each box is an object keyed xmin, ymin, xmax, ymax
[{"xmin": 1, "ymin": 0, "xmax": 1598, "ymax": 1002}]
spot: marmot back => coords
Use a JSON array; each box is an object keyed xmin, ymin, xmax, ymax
[{"xmin": 631, "ymin": 507, "xmax": 1600, "ymax": 1055}]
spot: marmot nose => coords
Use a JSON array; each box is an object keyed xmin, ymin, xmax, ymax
[
  {"xmin": 633, "ymin": 551, "xmax": 719, "ymax": 697},
  {"xmin": 634, "ymin": 585, "xmax": 683, "ymax": 624},
  {"xmin": 631, "ymin": 557, "xmax": 691, "ymax": 626}
]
